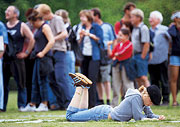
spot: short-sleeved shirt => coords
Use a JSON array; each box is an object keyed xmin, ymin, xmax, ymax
[
  {"xmin": 101, "ymin": 23, "xmax": 116, "ymax": 49},
  {"xmin": 149, "ymin": 24, "xmax": 171, "ymax": 64},
  {"xmin": 49, "ymin": 15, "xmax": 67, "ymax": 52},
  {"xmin": 0, "ymin": 21, "xmax": 8, "ymax": 45},
  {"xmin": 131, "ymin": 22, "xmax": 150, "ymax": 53}
]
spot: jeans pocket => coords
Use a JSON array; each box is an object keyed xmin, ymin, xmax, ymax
[{"xmin": 39, "ymin": 57, "xmax": 53, "ymax": 77}]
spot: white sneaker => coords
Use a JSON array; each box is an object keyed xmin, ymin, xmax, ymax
[
  {"xmin": 20, "ymin": 103, "xmax": 36, "ymax": 112},
  {"xmin": 35, "ymin": 103, "xmax": 48, "ymax": 112},
  {"xmin": 18, "ymin": 106, "xmax": 25, "ymax": 112}
]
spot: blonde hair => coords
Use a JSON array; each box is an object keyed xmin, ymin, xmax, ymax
[
  {"xmin": 37, "ymin": 4, "xmax": 52, "ymax": 15},
  {"xmin": 79, "ymin": 9, "xmax": 93, "ymax": 23},
  {"xmin": 55, "ymin": 9, "xmax": 71, "ymax": 24},
  {"xmin": 138, "ymin": 86, "xmax": 147, "ymax": 94},
  {"xmin": 131, "ymin": 8, "xmax": 144, "ymax": 21}
]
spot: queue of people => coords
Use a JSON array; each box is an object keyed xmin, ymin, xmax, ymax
[{"xmin": 0, "ymin": 2, "xmax": 180, "ymax": 113}]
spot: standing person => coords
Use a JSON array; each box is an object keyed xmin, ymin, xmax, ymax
[
  {"xmin": 66, "ymin": 73, "xmax": 165, "ymax": 122},
  {"xmin": 91, "ymin": 8, "xmax": 116, "ymax": 105},
  {"xmin": 78, "ymin": 10, "xmax": 103, "ymax": 108},
  {"xmin": 114, "ymin": 2, "xmax": 136, "ymax": 35},
  {"xmin": 24, "ymin": 8, "xmax": 36, "ymax": 103},
  {"xmin": 3, "ymin": 6, "xmax": 34, "ymax": 111},
  {"xmin": 37, "ymin": 4, "xmax": 72, "ymax": 109},
  {"xmin": 148, "ymin": 11, "xmax": 170, "ymax": 106},
  {"xmin": 0, "ymin": 21, "xmax": 8, "ymax": 111},
  {"xmin": 55, "ymin": 9, "xmax": 76, "ymax": 96},
  {"xmin": 168, "ymin": 11, "xmax": 180, "ymax": 106},
  {"xmin": 130, "ymin": 8, "xmax": 150, "ymax": 87},
  {"xmin": 21, "ymin": 9, "xmax": 55, "ymax": 112},
  {"xmin": 107, "ymin": 29, "xmax": 135, "ymax": 107}
]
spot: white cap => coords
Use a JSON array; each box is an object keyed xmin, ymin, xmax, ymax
[{"xmin": 171, "ymin": 11, "xmax": 180, "ymax": 20}]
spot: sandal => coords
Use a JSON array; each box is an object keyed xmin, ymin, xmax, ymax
[{"xmin": 172, "ymin": 102, "xmax": 179, "ymax": 107}]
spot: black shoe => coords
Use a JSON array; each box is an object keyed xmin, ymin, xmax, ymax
[{"xmin": 160, "ymin": 102, "xmax": 169, "ymax": 106}]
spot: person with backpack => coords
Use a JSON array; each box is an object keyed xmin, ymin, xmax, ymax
[
  {"xmin": 91, "ymin": 8, "xmax": 116, "ymax": 105},
  {"xmin": 130, "ymin": 8, "xmax": 150, "ymax": 88},
  {"xmin": 78, "ymin": 9, "xmax": 103, "ymax": 108},
  {"xmin": 114, "ymin": 2, "xmax": 136, "ymax": 35},
  {"xmin": 0, "ymin": 21, "xmax": 8, "ymax": 112},
  {"xmin": 3, "ymin": 6, "xmax": 34, "ymax": 112}
]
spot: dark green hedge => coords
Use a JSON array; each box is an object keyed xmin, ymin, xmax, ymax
[{"xmin": 0, "ymin": 0, "xmax": 179, "ymax": 27}]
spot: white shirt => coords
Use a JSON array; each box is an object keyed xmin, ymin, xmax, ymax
[{"xmin": 82, "ymin": 29, "xmax": 92, "ymax": 56}]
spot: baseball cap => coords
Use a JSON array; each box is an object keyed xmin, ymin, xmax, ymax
[{"xmin": 147, "ymin": 85, "xmax": 161, "ymax": 105}]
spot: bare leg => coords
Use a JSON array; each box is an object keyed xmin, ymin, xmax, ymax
[
  {"xmin": 69, "ymin": 87, "xmax": 83, "ymax": 108},
  {"xmin": 96, "ymin": 82, "xmax": 104, "ymax": 100},
  {"xmin": 170, "ymin": 65, "xmax": 179, "ymax": 105},
  {"xmin": 104, "ymin": 81, "xmax": 111, "ymax": 100},
  {"xmin": 136, "ymin": 76, "xmax": 150, "ymax": 87},
  {"xmin": 141, "ymin": 76, "xmax": 150, "ymax": 87},
  {"xmin": 79, "ymin": 88, "xmax": 89, "ymax": 109},
  {"xmin": 136, "ymin": 78, "xmax": 142, "ymax": 87}
]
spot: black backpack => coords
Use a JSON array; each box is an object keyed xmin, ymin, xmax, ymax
[{"xmin": 67, "ymin": 24, "xmax": 83, "ymax": 66}]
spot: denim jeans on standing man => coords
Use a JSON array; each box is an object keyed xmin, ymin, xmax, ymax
[{"xmin": 49, "ymin": 51, "xmax": 73, "ymax": 109}]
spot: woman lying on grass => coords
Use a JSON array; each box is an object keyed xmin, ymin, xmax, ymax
[{"xmin": 66, "ymin": 73, "xmax": 165, "ymax": 122}]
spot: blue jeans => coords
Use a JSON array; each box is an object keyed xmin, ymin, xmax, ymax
[
  {"xmin": 66, "ymin": 51, "xmax": 76, "ymax": 96},
  {"xmin": 0, "ymin": 59, "xmax": 4, "ymax": 109},
  {"xmin": 49, "ymin": 51, "xmax": 72, "ymax": 108},
  {"xmin": 47, "ymin": 83, "xmax": 58, "ymax": 107},
  {"xmin": 31, "ymin": 59, "xmax": 48, "ymax": 103},
  {"xmin": 3, "ymin": 59, "xmax": 27, "ymax": 111},
  {"xmin": 66, "ymin": 105, "xmax": 112, "ymax": 121}
]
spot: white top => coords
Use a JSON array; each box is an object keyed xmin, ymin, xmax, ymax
[{"xmin": 82, "ymin": 29, "xmax": 92, "ymax": 56}]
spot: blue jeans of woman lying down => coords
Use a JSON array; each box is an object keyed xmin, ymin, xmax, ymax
[{"xmin": 66, "ymin": 105, "xmax": 113, "ymax": 121}]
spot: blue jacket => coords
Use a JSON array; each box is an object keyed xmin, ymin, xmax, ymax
[{"xmin": 81, "ymin": 22, "xmax": 103, "ymax": 61}]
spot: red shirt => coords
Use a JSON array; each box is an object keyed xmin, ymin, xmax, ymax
[
  {"xmin": 110, "ymin": 40, "xmax": 133, "ymax": 61},
  {"xmin": 114, "ymin": 19, "xmax": 124, "ymax": 35}
]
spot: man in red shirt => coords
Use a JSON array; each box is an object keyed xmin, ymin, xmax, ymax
[{"xmin": 114, "ymin": 2, "xmax": 136, "ymax": 35}]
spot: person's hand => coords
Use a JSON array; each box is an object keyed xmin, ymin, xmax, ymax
[
  {"xmin": 149, "ymin": 52, "xmax": 153, "ymax": 61},
  {"xmin": 0, "ymin": 52, "xmax": 4, "ymax": 59},
  {"xmin": 141, "ymin": 53, "xmax": 146, "ymax": 59},
  {"xmin": 107, "ymin": 41, "xmax": 113, "ymax": 46},
  {"xmin": 36, "ymin": 52, "xmax": 45, "ymax": 58},
  {"xmin": 79, "ymin": 29, "xmax": 86, "ymax": 37},
  {"xmin": 16, "ymin": 52, "xmax": 28, "ymax": 59},
  {"xmin": 158, "ymin": 115, "xmax": 165, "ymax": 120}
]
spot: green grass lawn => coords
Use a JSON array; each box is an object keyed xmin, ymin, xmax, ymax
[{"xmin": 0, "ymin": 91, "xmax": 180, "ymax": 127}]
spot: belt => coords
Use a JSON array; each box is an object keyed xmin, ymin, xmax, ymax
[{"xmin": 134, "ymin": 52, "xmax": 142, "ymax": 55}]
